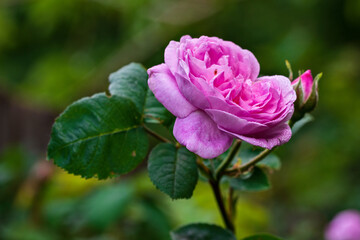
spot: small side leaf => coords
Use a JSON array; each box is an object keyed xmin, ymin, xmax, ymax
[
  {"xmin": 109, "ymin": 63, "xmax": 175, "ymax": 127},
  {"xmin": 47, "ymin": 93, "xmax": 149, "ymax": 179},
  {"xmin": 242, "ymin": 233, "xmax": 283, "ymax": 240},
  {"xmin": 171, "ymin": 223, "xmax": 236, "ymax": 240},
  {"xmin": 256, "ymin": 154, "xmax": 281, "ymax": 171},
  {"xmin": 291, "ymin": 113, "xmax": 314, "ymax": 134},
  {"xmin": 229, "ymin": 167, "xmax": 270, "ymax": 192},
  {"xmin": 108, "ymin": 62, "xmax": 148, "ymax": 114},
  {"xmin": 148, "ymin": 143, "xmax": 198, "ymax": 199}
]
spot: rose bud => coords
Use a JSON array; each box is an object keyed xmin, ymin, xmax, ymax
[
  {"xmin": 148, "ymin": 36, "xmax": 296, "ymax": 158},
  {"xmin": 325, "ymin": 210, "xmax": 360, "ymax": 240},
  {"xmin": 290, "ymin": 70, "xmax": 321, "ymax": 123}
]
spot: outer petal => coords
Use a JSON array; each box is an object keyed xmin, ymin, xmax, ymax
[
  {"xmin": 148, "ymin": 64, "xmax": 196, "ymax": 118},
  {"xmin": 164, "ymin": 40, "xmax": 180, "ymax": 75},
  {"xmin": 173, "ymin": 110, "xmax": 233, "ymax": 159},
  {"xmin": 175, "ymin": 69, "xmax": 211, "ymax": 109},
  {"xmin": 220, "ymin": 123, "xmax": 292, "ymax": 149},
  {"xmin": 205, "ymin": 109, "xmax": 268, "ymax": 135}
]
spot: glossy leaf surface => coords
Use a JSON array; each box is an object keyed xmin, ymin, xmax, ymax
[
  {"xmin": 48, "ymin": 93, "xmax": 148, "ymax": 179},
  {"xmin": 148, "ymin": 143, "xmax": 198, "ymax": 199},
  {"xmin": 229, "ymin": 167, "xmax": 270, "ymax": 192}
]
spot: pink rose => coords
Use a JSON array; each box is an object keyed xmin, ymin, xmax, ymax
[
  {"xmin": 148, "ymin": 35, "xmax": 296, "ymax": 158},
  {"xmin": 325, "ymin": 210, "xmax": 360, "ymax": 240},
  {"xmin": 292, "ymin": 70, "xmax": 314, "ymax": 102},
  {"xmin": 290, "ymin": 70, "xmax": 320, "ymax": 123},
  {"xmin": 292, "ymin": 70, "xmax": 320, "ymax": 112}
]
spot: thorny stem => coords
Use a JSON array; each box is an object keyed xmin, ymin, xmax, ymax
[{"xmin": 143, "ymin": 125, "xmax": 171, "ymax": 143}]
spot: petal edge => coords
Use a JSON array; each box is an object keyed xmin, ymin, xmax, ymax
[
  {"xmin": 148, "ymin": 64, "xmax": 196, "ymax": 118},
  {"xmin": 173, "ymin": 111, "xmax": 233, "ymax": 158}
]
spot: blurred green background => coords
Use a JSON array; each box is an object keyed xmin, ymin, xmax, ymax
[{"xmin": 0, "ymin": 0, "xmax": 359, "ymax": 239}]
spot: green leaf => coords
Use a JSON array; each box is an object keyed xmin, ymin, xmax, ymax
[
  {"xmin": 47, "ymin": 93, "xmax": 149, "ymax": 179},
  {"xmin": 291, "ymin": 113, "xmax": 314, "ymax": 134},
  {"xmin": 171, "ymin": 223, "xmax": 236, "ymax": 240},
  {"xmin": 109, "ymin": 63, "xmax": 175, "ymax": 127},
  {"xmin": 148, "ymin": 143, "xmax": 198, "ymax": 199},
  {"xmin": 242, "ymin": 233, "xmax": 283, "ymax": 240},
  {"xmin": 229, "ymin": 167, "xmax": 270, "ymax": 192},
  {"xmin": 108, "ymin": 62, "xmax": 148, "ymax": 114},
  {"xmin": 256, "ymin": 154, "xmax": 281, "ymax": 171}
]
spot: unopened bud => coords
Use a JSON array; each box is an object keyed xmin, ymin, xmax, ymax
[{"xmin": 290, "ymin": 70, "xmax": 322, "ymax": 123}]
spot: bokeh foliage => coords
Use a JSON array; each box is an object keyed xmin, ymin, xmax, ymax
[{"xmin": 0, "ymin": 0, "xmax": 359, "ymax": 239}]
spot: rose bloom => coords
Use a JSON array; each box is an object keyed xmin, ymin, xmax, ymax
[
  {"xmin": 325, "ymin": 210, "xmax": 360, "ymax": 240},
  {"xmin": 148, "ymin": 35, "xmax": 296, "ymax": 158}
]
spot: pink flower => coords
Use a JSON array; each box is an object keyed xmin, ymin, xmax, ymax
[
  {"xmin": 325, "ymin": 210, "xmax": 360, "ymax": 240},
  {"xmin": 292, "ymin": 70, "xmax": 314, "ymax": 102},
  {"xmin": 290, "ymin": 70, "xmax": 320, "ymax": 123},
  {"xmin": 292, "ymin": 70, "xmax": 320, "ymax": 113},
  {"xmin": 148, "ymin": 35, "xmax": 296, "ymax": 158}
]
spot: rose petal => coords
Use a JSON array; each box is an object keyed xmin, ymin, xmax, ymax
[
  {"xmin": 238, "ymin": 49, "xmax": 260, "ymax": 80},
  {"xmin": 258, "ymin": 75, "xmax": 296, "ymax": 103},
  {"xmin": 148, "ymin": 64, "xmax": 196, "ymax": 118},
  {"xmin": 173, "ymin": 110, "xmax": 233, "ymax": 159},
  {"xmin": 292, "ymin": 71, "xmax": 313, "ymax": 101},
  {"xmin": 208, "ymin": 95, "xmax": 275, "ymax": 123},
  {"xmin": 220, "ymin": 123, "xmax": 292, "ymax": 149},
  {"xmin": 205, "ymin": 109, "xmax": 268, "ymax": 135},
  {"xmin": 300, "ymin": 70, "xmax": 313, "ymax": 101},
  {"xmin": 180, "ymin": 35, "xmax": 192, "ymax": 44},
  {"xmin": 164, "ymin": 40, "xmax": 180, "ymax": 75},
  {"xmin": 189, "ymin": 73, "xmax": 223, "ymax": 99},
  {"xmin": 265, "ymin": 104, "xmax": 294, "ymax": 126},
  {"xmin": 208, "ymin": 95, "xmax": 251, "ymax": 117},
  {"xmin": 174, "ymin": 66, "xmax": 211, "ymax": 109},
  {"xmin": 325, "ymin": 210, "xmax": 360, "ymax": 240},
  {"xmin": 221, "ymin": 41, "xmax": 260, "ymax": 80}
]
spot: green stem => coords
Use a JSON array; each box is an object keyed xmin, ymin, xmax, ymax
[
  {"xmin": 196, "ymin": 158, "xmax": 235, "ymax": 232},
  {"xmin": 228, "ymin": 186, "xmax": 237, "ymax": 219},
  {"xmin": 225, "ymin": 148, "xmax": 274, "ymax": 175},
  {"xmin": 196, "ymin": 158, "xmax": 212, "ymax": 180},
  {"xmin": 215, "ymin": 140, "xmax": 242, "ymax": 180},
  {"xmin": 143, "ymin": 125, "xmax": 171, "ymax": 143},
  {"xmin": 209, "ymin": 179, "xmax": 235, "ymax": 232}
]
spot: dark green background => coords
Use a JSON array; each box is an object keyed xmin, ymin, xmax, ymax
[{"xmin": 0, "ymin": 0, "xmax": 359, "ymax": 239}]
